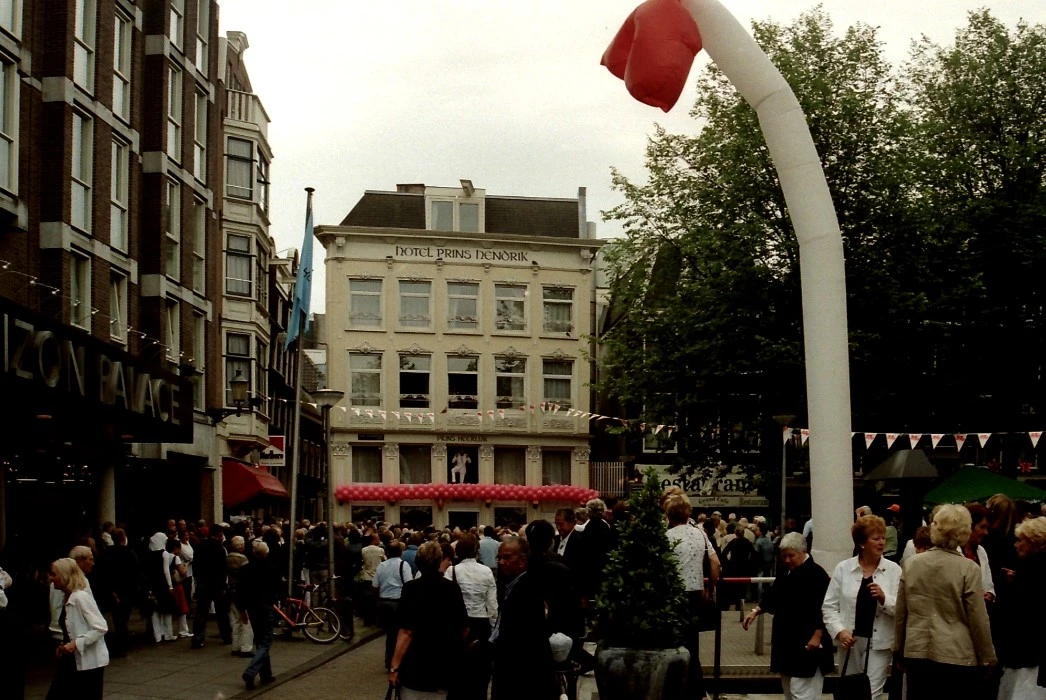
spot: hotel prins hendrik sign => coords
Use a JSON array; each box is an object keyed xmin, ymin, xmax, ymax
[
  {"xmin": 1, "ymin": 297, "xmax": 193, "ymax": 442},
  {"xmin": 394, "ymin": 245, "xmax": 533, "ymax": 263}
]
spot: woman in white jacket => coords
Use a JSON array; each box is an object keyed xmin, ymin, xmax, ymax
[
  {"xmin": 822, "ymin": 515, "xmax": 902, "ymax": 698},
  {"xmin": 46, "ymin": 557, "xmax": 109, "ymax": 700}
]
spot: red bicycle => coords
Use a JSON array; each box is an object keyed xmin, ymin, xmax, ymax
[{"xmin": 273, "ymin": 582, "xmax": 341, "ymax": 644}]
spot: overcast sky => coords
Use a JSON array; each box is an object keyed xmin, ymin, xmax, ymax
[{"xmin": 215, "ymin": 1, "xmax": 1041, "ymax": 312}]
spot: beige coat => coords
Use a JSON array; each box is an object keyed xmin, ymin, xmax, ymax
[{"xmin": 894, "ymin": 547, "xmax": 996, "ymax": 666}]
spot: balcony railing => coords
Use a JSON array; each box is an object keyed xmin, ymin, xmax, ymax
[
  {"xmin": 590, "ymin": 462, "xmax": 628, "ymax": 498},
  {"xmin": 227, "ymin": 89, "xmax": 270, "ymax": 137}
]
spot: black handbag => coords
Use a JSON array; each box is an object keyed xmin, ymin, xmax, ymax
[
  {"xmin": 833, "ymin": 643, "xmax": 872, "ymax": 700},
  {"xmin": 384, "ymin": 682, "xmax": 400, "ymax": 700}
]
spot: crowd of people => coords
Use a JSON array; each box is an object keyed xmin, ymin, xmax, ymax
[{"xmin": 0, "ymin": 492, "xmax": 1043, "ymax": 700}]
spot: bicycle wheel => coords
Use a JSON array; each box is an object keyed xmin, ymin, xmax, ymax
[{"xmin": 302, "ymin": 606, "xmax": 341, "ymax": 644}]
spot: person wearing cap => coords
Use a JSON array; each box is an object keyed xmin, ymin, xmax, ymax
[{"xmin": 885, "ymin": 506, "xmax": 901, "ymax": 561}]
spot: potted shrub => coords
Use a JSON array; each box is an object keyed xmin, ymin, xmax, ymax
[{"xmin": 593, "ymin": 468, "xmax": 691, "ymax": 700}]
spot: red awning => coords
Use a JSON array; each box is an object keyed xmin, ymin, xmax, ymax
[{"xmin": 222, "ymin": 458, "xmax": 289, "ymax": 507}]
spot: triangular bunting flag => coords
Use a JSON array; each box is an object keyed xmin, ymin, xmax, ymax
[
  {"xmin": 885, "ymin": 433, "xmax": 899, "ymax": 449},
  {"xmin": 405, "ymin": 413, "xmax": 413, "ymax": 423},
  {"xmin": 365, "ymin": 409, "xmax": 374, "ymax": 418},
  {"xmin": 977, "ymin": 433, "xmax": 991, "ymax": 448},
  {"xmin": 800, "ymin": 429, "xmax": 810, "ymax": 445},
  {"xmin": 931, "ymin": 434, "xmax": 944, "ymax": 449},
  {"xmin": 864, "ymin": 433, "xmax": 877, "ymax": 449},
  {"xmin": 352, "ymin": 407, "xmax": 361, "ymax": 416},
  {"xmin": 378, "ymin": 410, "xmax": 386, "ymax": 419},
  {"xmin": 1030, "ymin": 431, "xmax": 1042, "ymax": 448},
  {"xmin": 909, "ymin": 433, "xmax": 923, "ymax": 448},
  {"xmin": 392, "ymin": 411, "xmax": 400, "ymax": 419},
  {"xmin": 654, "ymin": 425, "xmax": 664, "ymax": 435},
  {"xmin": 782, "ymin": 426, "xmax": 792, "ymax": 445},
  {"xmin": 954, "ymin": 434, "xmax": 967, "ymax": 449}
]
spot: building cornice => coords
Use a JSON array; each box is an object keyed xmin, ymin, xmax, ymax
[{"xmin": 314, "ymin": 225, "xmax": 606, "ymax": 251}]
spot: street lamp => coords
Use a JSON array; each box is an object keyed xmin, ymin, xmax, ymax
[
  {"xmin": 207, "ymin": 370, "xmax": 263, "ymax": 423},
  {"xmin": 773, "ymin": 414, "xmax": 796, "ymax": 534},
  {"xmin": 312, "ymin": 388, "xmax": 344, "ymax": 603}
]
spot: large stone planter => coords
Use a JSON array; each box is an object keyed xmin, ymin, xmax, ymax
[{"xmin": 593, "ymin": 644, "xmax": 690, "ymax": 700}]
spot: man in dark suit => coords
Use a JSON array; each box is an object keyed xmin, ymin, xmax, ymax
[
  {"xmin": 553, "ymin": 508, "xmax": 584, "ymax": 576},
  {"xmin": 490, "ymin": 537, "xmax": 559, "ymax": 700},
  {"xmin": 579, "ymin": 499, "xmax": 614, "ymax": 604}
]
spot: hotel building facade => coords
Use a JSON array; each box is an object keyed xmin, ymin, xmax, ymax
[{"xmin": 316, "ymin": 182, "xmax": 604, "ymax": 529}]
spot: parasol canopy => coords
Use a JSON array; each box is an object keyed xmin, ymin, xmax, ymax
[
  {"xmin": 865, "ymin": 450, "xmax": 939, "ymax": 480},
  {"xmin": 923, "ymin": 466, "xmax": 1046, "ymax": 505}
]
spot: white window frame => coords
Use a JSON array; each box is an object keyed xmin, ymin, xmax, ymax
[
  {"xmin": 255, "ymin": 339, "xmax": 268, "ymax": 413},
  {"xmin": 447, "ymin": 355, "xmax": 479, "ymax": 410},
  {"xmin": 398, "ymin": 279, "xmax": 431, "ymax": 330},
  {"xmin": 192, "ymin": 310, "xmax": 206, "ymax": 409},
  {"xmin": 224, "ymin": 332, "xmax": 251, "ymax": 406},
  {"xmin": 398, "ymin": 354, "xmax": 430, "ymax": 408},
  {"xmin": 71, "ymin": 112, "xmax": 92, "ymax": 232},
  {"xmin": 495, "ymin": 284, "xmax": 527, "ymax": 332},
  {"xmin": 167, "ymin": 62, "xmax": 182, "ymax": 160},
  {"xmin": 225, "ymin": 233, "xmax": 252, "ymax": 297},
  {"xmin": 193, "ymin": 88, "xmax": 207, "ymax": 182},
  {"xmin": 165, "ymin": 178, "xmax": 181, "ymax": 281},
  {"xmin": 258, "ymin": 153, "xmax": 270, "ymax": 213},
  {"xmin": 73, "ymin": 0, "xmax": 95, "ymax": 92},
  {"xmin": 70, "ymin": 251, "xmax": 91, "ymax": 330},
  {"xmin": 109, "ymin": 270, "xmax": 127, "ymax": 341},
  {"xmin": 165, "ymin": 297, "xmax": 180, "ymax": 360},
  {"xmin": 542, "ymin": 286, "xmax": 574, "ymax": 335},
  {"xmin": 349, "ymin": 352, "xmax": 383, "ymax": 407},
  {"xmin": 110, "ymin": 139, "xmax": 129, "ymax": 251},
  {"xmin": 430, "ymin": 199, "xmax": 453, "ymax": 231},
  {"xmin": 542, "ymin": 359, "xmax": 573, "ymax": 409},
  {"xmin": 447, "ymin": 281, "xmax": 479, "ymax": 331},
  {"xmin": 495, "ymin": 356, "xmax": 526, "ymax": 409},
  {"xmin": 194, "ymin": 0, "xmax": 208, "ymax": 74},
  {"xmin": 225, "ymin": 136, "xmax": 253, "ymax": 200},
  {"xmin": 112, "ymin": 11, "xmax": 131, "ymax": 122},
  {"xmin": 459, "ymin": 202, "xmax": 479, "ymax": 233},
  {"xmin": 0, "ymin": 0, "xmax": 20, "ymax": 37},
  {"xmin": 169, "ymin": 0, "xmax": 184, "ymax": 49},
  {"xmin": 348, "ymin": 278, "xmax": 382, "ymax": 328},
  {"xmin": 0, "ymin": 59, "xmax": 18, "ymax": 194},
  {"xmin": 191, "ymin": 198, "xmax": 206, "ymax": 293}
]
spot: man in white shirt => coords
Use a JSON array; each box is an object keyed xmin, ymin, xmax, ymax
[
  {"xmin": 372, "ymin": 542, "xmax": 411, "ymax": 671},
  {"xmin": 358, "ymin": 534, "xmax": 385, "ymax": 626}
]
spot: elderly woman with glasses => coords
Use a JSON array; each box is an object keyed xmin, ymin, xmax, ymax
[
  {"xmin": 743, "ymin": 532, "xmax": 833, "ymax": 699},
  {"xmin": 894, "ymin": 504, "xmax": 996, "ymax": 699}
]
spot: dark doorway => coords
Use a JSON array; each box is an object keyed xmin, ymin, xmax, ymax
[
  {"xmin": 401, "ymin": 506, "xmax": 433, "ymax": 530},
  {"xmin": 494, "ymin": 506, "xmax": 528, "ymax": 530},
  {"xmin": 448, "ymin": 510, "xmax": 478, "ymax": 530}
]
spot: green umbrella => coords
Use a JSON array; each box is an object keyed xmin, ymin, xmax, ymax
[{"xmin": 924, "ymin": 466, "xmax": 1046, "ymax": 505}]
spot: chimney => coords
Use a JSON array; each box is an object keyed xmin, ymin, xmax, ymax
[{"xmin": 577, "ymin": 186, "xmax": 587, "ymax": 239}]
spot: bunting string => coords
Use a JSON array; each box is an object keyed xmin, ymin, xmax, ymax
[{"xmin": 786, "ymin": 426, "xmax": 1044, "ymax": 452}]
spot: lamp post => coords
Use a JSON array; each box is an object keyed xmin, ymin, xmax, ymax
[
  {"xmin": 312, "ymin": 388, "xmax": 344, "ymax": 603},
  {"xmin": 773, "ymin": 414, "xmax": 796, "ymax": 534}
]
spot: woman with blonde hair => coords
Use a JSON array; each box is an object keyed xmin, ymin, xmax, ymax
[
  {"xmin": 822, "ymin": 515, "xmax": 902, "ymax": 698},
  {"xmin": 46, "ymin": 558, "xmax": 109, "ymax": 700},
  {"xmin": 894, "ymin": 504, "xmax": 995, "ymax": 699},
  {"xmin": 996, "ymin": 516, "xmax": 1046, "ymax": 700}
]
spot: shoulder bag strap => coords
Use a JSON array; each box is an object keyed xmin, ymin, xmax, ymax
[
  {"xmin": 863, "ymin": 637, "xmax": 871, "ymax": 674},
  {"xmin": 399, "ymin": 560, "xmax": 407, "ymax": 584},
  {"xmin": 840, "ymin": 647, "xmax": 851, "ymax": 676},
  {"xmin": 452, "ymin": 564, "xmax": 457, "ymax": 584}
]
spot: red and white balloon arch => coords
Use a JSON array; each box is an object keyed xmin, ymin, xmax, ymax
[{"xmin": 335, "ymin": 482, "xmax": 599, "ymax": 508}]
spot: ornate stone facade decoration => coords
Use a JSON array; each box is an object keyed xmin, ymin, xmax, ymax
[
  {"xmin": 332, "ymin": 444, "xmax": 350, "ymax": 456},
  {"xmin": 384, "ymin": 443, "xmax": 399, "ymax": 459},
  {"xmin": 431, "ymin": 443, "xmax": 447, "ymax": 459},
  {"xmin": 498, "ymin": 346, "xmax": 524, "ymax": 359},
  {"xmin": 480, "ymin": 445, "xmax": 494, "ymax": 459},
  {"xmin": 451, "ymin": 344, "xmax": 478, "ymax": 357},
  {"xmin": 526, "ymin": 446, "xmax": 542, "ymax": 462},
  {"xmin": 351, "ymin": 341, "xmax": 381, "ymax": 354},
  {"xmin": 573, "ymin": 447, "xmax": 590, "ymax": 462},
  {"xmin": 400, "ymin": 342, "xmax": 431, "ymax": 355},
  {"xmin": 545, "ymin": 348, "xmax": 573, "ymax": 361},
  {"xmin": 547, "ymin": 419, "xmax": 573, "ymax": 429},
  {"xmin": 447, "ymin": 414, "xmax": 481, "ymax": 426}
]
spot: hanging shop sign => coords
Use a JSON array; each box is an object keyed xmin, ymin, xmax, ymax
[
  {"xmin": 260, "ymin": 435, "xmax": 286, "ymax": 468},
  {"xmin": 639, "ymin": 463, "xmax": 765, "ymax": 503},
  {"xmin": 1, "ymin": 297, "xmax": 193, "ymax": 442}
]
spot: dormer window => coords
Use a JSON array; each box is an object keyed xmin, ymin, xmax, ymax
[{"xmin": 428, "ymin": 196, "xmax": 482, "ymax": 233}]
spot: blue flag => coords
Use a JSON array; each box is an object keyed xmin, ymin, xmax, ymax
[{"xmin": 285, "ymin": 193, "xmax": 314, "ymax": 350}]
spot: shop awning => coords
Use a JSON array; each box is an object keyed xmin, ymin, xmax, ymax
[{"xmin": 222, "ymin": 458, "xmax": 289, "ymax": 507}]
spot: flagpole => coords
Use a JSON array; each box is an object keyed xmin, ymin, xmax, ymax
[{"xmin": 286, "ymin": 186, "xmax": 314, "ymax": 599}]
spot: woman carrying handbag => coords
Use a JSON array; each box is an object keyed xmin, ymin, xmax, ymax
[{"xmin": 46, "ymin": 558, "xmax": 109, "ymax": 700}]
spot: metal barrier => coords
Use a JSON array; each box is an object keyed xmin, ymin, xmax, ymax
[{"xmin": 706, "ymin": 576, "xmax": 777, "ymax": 700}]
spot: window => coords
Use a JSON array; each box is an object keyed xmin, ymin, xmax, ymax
[
  {"xmin": 398, "ymin": 280, "xmax": 431, "ymax": 329},
  {"xmin": 112, "ymin": 12, "xmax": 131, "ymax": 121},
  {"xmin": 225, "ymin": 137, "xmax": 252, "ymax": 199},
  {"xmin": 255, "ymin": 340, "xmax": 267, "ymax": 411},
  {"xmin": 495, "ymin": 284, "xmax": 526, "ymax": 331},
  {"xmin": 70, "ymin": 252, "xmax": 90, "ymax": 329},
  {"xmin": 352, "ymin": 446, "xmax": 382, "ymax": 483},
  {"xmin": 447, "ymin": 355, "xmax": 478, "ymax": 409},
  {"xmin": 349, "ymin": 278, "xmax": 382, "ymax": 327},
  {"xmin": 494, "ymin": 448, "xmax": 526, "ymax": 485},
  {"xmin": 110, "ymin": 140, "xmax": 129, "ymax": 251},
  {"xmin": 256, "ymin": 246, "xmax": 268, "ymax": 307},
  {"xmin": 165, "ymin": 179, "xmax": 181, "ymax": 281},
  {"xmin": 167, "ymin": 63, "xmax": 182, "ymax": 159},
  {"xmin": 0, "ymin": 61, "xmax": 15, "ymax": 192},
  {"xmin": 192, "ymin": 311, "xmax": 205, "ymax": 409},
  {"xmin": 169, "ymin": 0, "xmax": 184, "ymax": 49},
  {"xmin": 459, "ymin": 203, "xmax": 479, "ymax": 233},
  {"xmin": 225, "ymin": 333, "xmax": 250, "ymax": 405},
  {"xmin": 195, "ymin": 0, "xmax": 208, "ymax": 73},
  {"xmin": 225, "ymin": 233, "xmax": 251, "ymax": 296},
  {"xmin": 496, "ymin": 357, "xmax": 526, "ymax": 409},
  {"xmin": 71, "ymin": 113, "xmax": 92, "ymax": 231},
  {"xmin": 349, "ymin": 352, "xmax": 382, "ymax": 406},
  {"xmin": 431, "ymin": 200, "xmax": 452, "ymax": 231},
  {"xmin": 398, "ymin": 354, "xmax": 430, "ymax": 408},
  {"xmin": 109, "ymin": 271, "xmax": 127, "ymax": 341},
  {"xmin": 399, "ymin": 445, "xmax": 431, "ymax": 484},
  {"xmin": 643, "ymin": 431, "xmax": 678, "ymax": 454},
  {"xmin": 193, "ymin": 89, "xmax": 207, "ymax": 182},
  {"xmin": 542, "ymin": 287, "xmax": 573, "ymax": 334},
  {"xmin": 0, "ymin": 0, "xmax": 17, "ymax": 35},
  {"xmin": 165, "ymin": 297, "xmax": 180, "ymax": 360},
  {"xmin": 447, "ymin": 282, "xmax": 478, "ymax": 331},
  {"xmin": 542, "ymin": 360, "xmax": 573, "ymax": 409},
  {"xmin": 191, "ymin": 199, "xmax": 206, "ymax": 293},
  {"xmin": 258, "ymin": 153, "xmax": 269, "ymax": 212},
  {"xmin": 542, "ymin": 451, "xmax": 571, "ymax": 486},
  {"xmin": 73, "ymin": 0, "xmax": 95, "ymax": 91}
]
